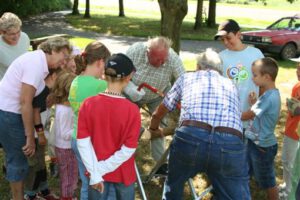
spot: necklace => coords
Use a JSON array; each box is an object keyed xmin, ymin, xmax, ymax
[{"xmin": 103, "ymin": 91, "xmax": 124, "ymax": 97}]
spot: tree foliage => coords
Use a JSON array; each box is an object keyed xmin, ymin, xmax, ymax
[{"xmin": 0, "ymin": 0, "xmax": 71, "ymax": 17}]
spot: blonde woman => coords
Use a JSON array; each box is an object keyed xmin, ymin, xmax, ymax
[
  {"xmin": 0, "ymin": 37, "xmax": 71, "ymax": 200},
  {"xmin": 0, "ymin": 12, "xmax": 30, "ymax": 79}
]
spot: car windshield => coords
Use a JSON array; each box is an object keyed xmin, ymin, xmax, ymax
[{"xmin": 268, "ymin": 17, "xmax": 300, "ymax": 31}]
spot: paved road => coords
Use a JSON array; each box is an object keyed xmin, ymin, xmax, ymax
[{"xmin": 22, "ymin": 11, "xmax": 224, "ymax": 60}]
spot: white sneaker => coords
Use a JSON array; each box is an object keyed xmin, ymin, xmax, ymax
[
  {"xmin": 279, "ymin": 190, "xmax": 288, "ymax": 200},
  {"xmin": 279, "ymin": 182, "xmax": 287, "ymax": 191}
]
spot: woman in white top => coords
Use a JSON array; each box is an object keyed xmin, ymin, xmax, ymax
[
  {"xmin": 0, "ymin": 37, "xmax": 72, "ymax": 200},
  {"xmin": 0, "ymin": 12, "xmax": 30, "ymax": 80}
]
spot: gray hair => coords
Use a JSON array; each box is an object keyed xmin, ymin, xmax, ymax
[
  {"xmin": 0, "ymin": 12, "xmax": 22, "ymax": 31},
  {"xmin": 196, "ymin": 48, "xmax": 223, "ymax": 74},
  {"xmin": 147, "ymin": 36, "xmax": 172, "ymax": 51},
  {"xmin": 38, "ymin": 37, "xmax": 72, "ymax": 54}
]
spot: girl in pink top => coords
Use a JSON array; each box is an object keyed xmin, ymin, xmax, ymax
[{"xmin": 52, "ymin": 71, "xmax": 78, "ymax": 200}]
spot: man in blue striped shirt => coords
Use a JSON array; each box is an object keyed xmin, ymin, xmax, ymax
[{"xmin": 149, "ymin": 49, "xmax": 250, "ymax": 200}]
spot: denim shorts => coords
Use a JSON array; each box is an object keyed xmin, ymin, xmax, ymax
[
  {"xmin": 0, "ymin": 110, "xmax": 28, "ymax": 182},
  {"xmin": 247, "ymin": 139, "xmax": 278, "ymax": 189}
]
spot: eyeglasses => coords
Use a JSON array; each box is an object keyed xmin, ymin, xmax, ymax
[
  {"xmin": 62, "ymin": 51, "xmax": 70, "ymax": 60},
  {"xmin": 4, "ymin": 29, "xmax": 21, "ymax": 37}
]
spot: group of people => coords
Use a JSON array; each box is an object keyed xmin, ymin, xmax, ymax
[
  {"xmin": 148, "ymin": 19, "xmax": 300, "ymax": 200},
  {"xmin": 0, "ymin": 11, "xmax": 300, "ymax": 200}
]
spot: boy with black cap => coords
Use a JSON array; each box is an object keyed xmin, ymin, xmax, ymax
[
  {"xmin": 76, "ymin": 53, "xmax": 141, "ymax": 200},
  {"xmin": 215, "ymin": 19, "xmax": 264, "ymax": 135}
]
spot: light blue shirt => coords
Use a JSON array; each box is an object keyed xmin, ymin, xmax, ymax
[
  {"xmin": 250, "ymin": 89, "xmax": 281, "ymax": 147},
  {"xmin": 220, "ymin": 46, "xmax": 264, "ymax": 128}
]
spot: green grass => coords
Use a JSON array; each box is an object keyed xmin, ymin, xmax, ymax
[
  {"xmin": 218, "ymin": 0, "xmax": 300, "ymax": 11},
  {"xmin": 67, "ymin": 14, "xmax": 219, "ymax": 41},
  {"xmin": 68, "ymin": 0, "xmax": 299, "ymax": 41},
  {"xmin": 69, "ymin": 37, "xmax": 94, "ymax": 49},
  {"xmin": 68, "ymin": 1, "xmax": 267, "ymax": 41}
]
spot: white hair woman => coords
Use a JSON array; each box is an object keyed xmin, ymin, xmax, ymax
[{"xmin": 0, "ymin": 12, "xmax": 30, "ymax": 79}]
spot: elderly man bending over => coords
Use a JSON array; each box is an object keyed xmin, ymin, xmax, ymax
[
  {"xmin": 149, "ymin": 49, "xmax": 250, "ymax": 200},
  {"xmin": 126, "ymin": 36, "xmax": 185, "ymax": 163}
]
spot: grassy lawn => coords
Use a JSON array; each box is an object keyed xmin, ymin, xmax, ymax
[
  {"xmin": 66, "ymin": 0, "xmax": 299, "ymax": 41},
  {"xmin": 66, "ymin": 14, "xmax": 219, "ymax": 41},
  {"xmin": 217, "ymin": 0, "xmax": 300, "ymax": 11}
]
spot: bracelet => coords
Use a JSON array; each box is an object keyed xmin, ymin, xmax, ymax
[{"xmin": 34, "ymin": 124, "xmax": 44, "ymax": 132}]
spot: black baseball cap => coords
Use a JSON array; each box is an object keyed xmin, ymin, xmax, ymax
[
  {"xmin": 105, "ymin": 53, "xmax": 136, "ymax": 78},
  {"xmin": 214, "ymin": 19, "xmax": 240, "ymax": 40}
]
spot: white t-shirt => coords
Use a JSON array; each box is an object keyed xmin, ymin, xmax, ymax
[
  {"xmin": 219, "ymin": 46, "xmax": 264, "ymax": 128},
  {"xmin": 55, "ymin": 104, "xmax": 74, "ymax": 149},
  {"xmin": 0, "ymin": 32, "xmax": 30, "ymax": 80},
  {"xmin": 0, "ymin": 50, "xmax": 48, "ymax": 114}
]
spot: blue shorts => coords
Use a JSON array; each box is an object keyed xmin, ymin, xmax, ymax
[
  {"xmin": 247, "ymin": 139, "xmax": 277, "ymax": 189},
  {"xmin": 0, "ymin": 110, "xmax": 28, "ymax": 182}
]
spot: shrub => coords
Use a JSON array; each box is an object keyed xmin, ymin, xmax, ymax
[{"xmin": 0, "ymin": 0, "xmax": 72, "ymax": 17}]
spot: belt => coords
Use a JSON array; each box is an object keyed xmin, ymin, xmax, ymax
[{"xmin": 180, "ymin": 120, "xmax": 243, "ymax": 140}]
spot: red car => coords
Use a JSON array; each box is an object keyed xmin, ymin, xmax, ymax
[{"xmin": 241, "ymin": 14, "xmax": 300, "ymax": 60}]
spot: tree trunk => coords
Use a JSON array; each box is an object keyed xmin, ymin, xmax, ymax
[
  {"xmin": 119, "ymin": 0, "xmax": 125, "ymax": 17},
  {"xmin": 84, "ymin": 0, "xmax": 90, "ymax": 18},
  {"xmin": 72, "ymin": 0, "xmax": 80, "ymax": 15},
  {"xmin": 158, "ymin": 0, "xmax": 188, "ymax": 54},
  {"xmin": 194, "ymin": 0, "xmax": 204, "ymax": 30},
  {"xmin": 207, "ymin": 0, "xmax": 216, "ymax": 27}
]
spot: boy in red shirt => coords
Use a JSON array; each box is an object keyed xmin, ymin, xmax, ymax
[
  {"xmin": 280, "ymin": 57, "xmax": 300, "ymax": 198},
  {"xmin": 77, "ymin": 53, "xmax": 141, "ymax": 200}
]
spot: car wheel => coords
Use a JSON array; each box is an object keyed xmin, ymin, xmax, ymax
[{"xmin": 280, "ymin": 43, "xmax": 297, "ymax": 60}]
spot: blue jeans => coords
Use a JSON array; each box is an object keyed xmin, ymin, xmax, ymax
[
  {"xmin": 71, "ymin": 138, "xmax": 89, "ymax": 200},
  {"xmin": 247, "ymin": 139, "xmax": 277, "ymax": 189},
  {"xmin": 165, "ymin": 126, "xmax": 250, "ymax": 200},
  {"xmin": 0, "ymin": 110, "xmax": 28, "ymax": 182},
  {"xmin": 88, "ymin": 182, "xmax": 134, "ymax": 200}
]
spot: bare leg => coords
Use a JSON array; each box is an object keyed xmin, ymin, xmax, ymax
[
  {"xmin": 267, "ymin": 186, "xmax": 279, "ymax": 200},
  {"xmin": 10, "ymin": 181, "xmax": 24, "ymax": 200}
]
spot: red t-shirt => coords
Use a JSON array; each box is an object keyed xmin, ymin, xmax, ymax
[
  {"xmin": 285, "ymin": 82, "xmax": 300, "ymax": 140},
  {"xmin": 77, "ymin": 94, "xmax": 141, "ymax": 185}
]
